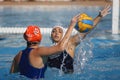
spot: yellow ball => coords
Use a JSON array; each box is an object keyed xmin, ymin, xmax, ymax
[{"xmin": 75, "ymin": 13, "xmax": 93, "ymax": 33}]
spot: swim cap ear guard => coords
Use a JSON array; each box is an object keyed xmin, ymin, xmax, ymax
[
  {"xmin": 75, "ymin": 13, "xmax": 93, "ymax": 33},
  {"xmin": 24, "ymin": 25, "xmax": 42, "ymax": 42}
]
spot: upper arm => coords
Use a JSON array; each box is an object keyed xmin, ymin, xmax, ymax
[
  {"xmin": 10, "ymin": 51, "xmax": 22, "ymax": 73},
  {"xmin": 10, "ymin": 58, "xmax": 16, "ymax": 73},
  {"xmin": 10, "ymin": 58, "xmax": 19, "ymax": 73},
  {"xmin": 70, "ymin": 33, "xmax": 88, "ymax": 46}
]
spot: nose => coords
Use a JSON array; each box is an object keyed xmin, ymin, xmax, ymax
[{"xmin": 55, "ymin": 31, "xmax": 60, "ymax": 36}]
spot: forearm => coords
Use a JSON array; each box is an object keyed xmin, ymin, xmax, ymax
[
  {"xmin": 37, "ymin": 46, "xmax": 61, "ymax": 56},
  {"xmin": 61, "ymin": 22, "xmax": 76, "ymax": 46},
  {"xmin": 10, "ymin": 60, "xmax": 19, "ymax": 73},
  {"xmin": 93, "ymin": 12, "xmax": 103, "ymax": 28}
]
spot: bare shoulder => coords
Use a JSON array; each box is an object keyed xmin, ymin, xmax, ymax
[
  {"xmin": 10, "ymin": 51, "xmax": 22, "ymax": 73},
  {"xmin": 14, "ymin": 51, "xmax": 22, "ymax": 64}
]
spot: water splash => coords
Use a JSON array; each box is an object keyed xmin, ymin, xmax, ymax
[
  {"xmin": 74, "ymin": 38, "xmax": 93, "ymax": 74},
  {"xmin": 59, "ymin": 51, "xmax": 68, "ymax": 76}
]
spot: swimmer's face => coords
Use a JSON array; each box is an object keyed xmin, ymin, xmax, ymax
[{"xmin": 51, "ymin": 27, "xmax": 63, "ymax": 43}]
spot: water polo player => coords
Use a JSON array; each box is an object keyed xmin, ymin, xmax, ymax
[{"xmin": 47, "ymin": 5, "xmax": 111, "ymax": 73}]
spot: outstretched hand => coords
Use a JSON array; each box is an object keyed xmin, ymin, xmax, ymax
[
  {"xmin": 70, "ymin": 14, "xmax": 80, "ymax": 27},
  {"xmin": 99, "ymin": 4, "xmax": 111, "ymax": 17}
]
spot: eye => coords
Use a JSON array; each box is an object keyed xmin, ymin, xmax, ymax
[
  {"xmin": 52, "ymin": 30, "xmax": 56, "ymax": 33},
  {"xmin": 59, "ymin": 29, "xmax": 63, "ymax": 33}
]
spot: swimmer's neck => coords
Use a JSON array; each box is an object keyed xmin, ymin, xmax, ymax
[
  {"xmin": 53, "ymin": 40, "xmax": 62, "ymax": 44},
  {"xmin": 53, "ymin": 42, "xmax": 59, "ymax": 45},
  {"xmin": 27, "ymin": 45, "xmax": 39, "ymax": 48}
]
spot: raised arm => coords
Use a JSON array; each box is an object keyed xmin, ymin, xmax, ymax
[
  {"xmin": 71, "ymin": 4, "xmax": 111, "ymax": 46},
  {"xmin": 93, "ymin": 4, "xmax": 111, "ymax": 27},
  {"xmin": 36, "ymin": 14, "xmax": 80, "ymax": 56},
  {"xmin": 83, "ymin": 4, "xmax": 111, "ymax": 37},
  {"xmin": 59, "ymin": 14, "xmax": 79, "ymax": 48}
]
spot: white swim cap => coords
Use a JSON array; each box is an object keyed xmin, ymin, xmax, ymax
[{"xmin": 50, "ymin": 25, "xmax": 65, "ymax": 44}]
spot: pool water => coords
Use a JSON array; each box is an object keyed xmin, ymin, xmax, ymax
[{"xmin": 0, "ymin": 5, "xmax": 120, "ymax": 80}]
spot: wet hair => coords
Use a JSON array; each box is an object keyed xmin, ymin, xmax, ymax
[{"xmin": 27, "ymin": 42, "xmax": 40, "ymax": 47}]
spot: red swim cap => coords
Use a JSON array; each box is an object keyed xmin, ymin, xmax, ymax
[{"xmin": 24, "ymin": 25, "xmax": 42, "ymax": 42}]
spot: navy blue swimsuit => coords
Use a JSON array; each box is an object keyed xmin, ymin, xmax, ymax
[
  {"xmin": 47, "ymin": 50, "xmax": 74, "ymax": 73},
  {"xmin": 19, "ymin": 48, "xmax": 47, "ymax": 79}
]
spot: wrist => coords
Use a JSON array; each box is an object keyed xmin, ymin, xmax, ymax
[
  {"xmin": 98, "ymin": 12, "xmax": 103, "ymax": 18},
  {"xmin": 70, "ymin": 21, "xmax": 76, "ymax": 27}
]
